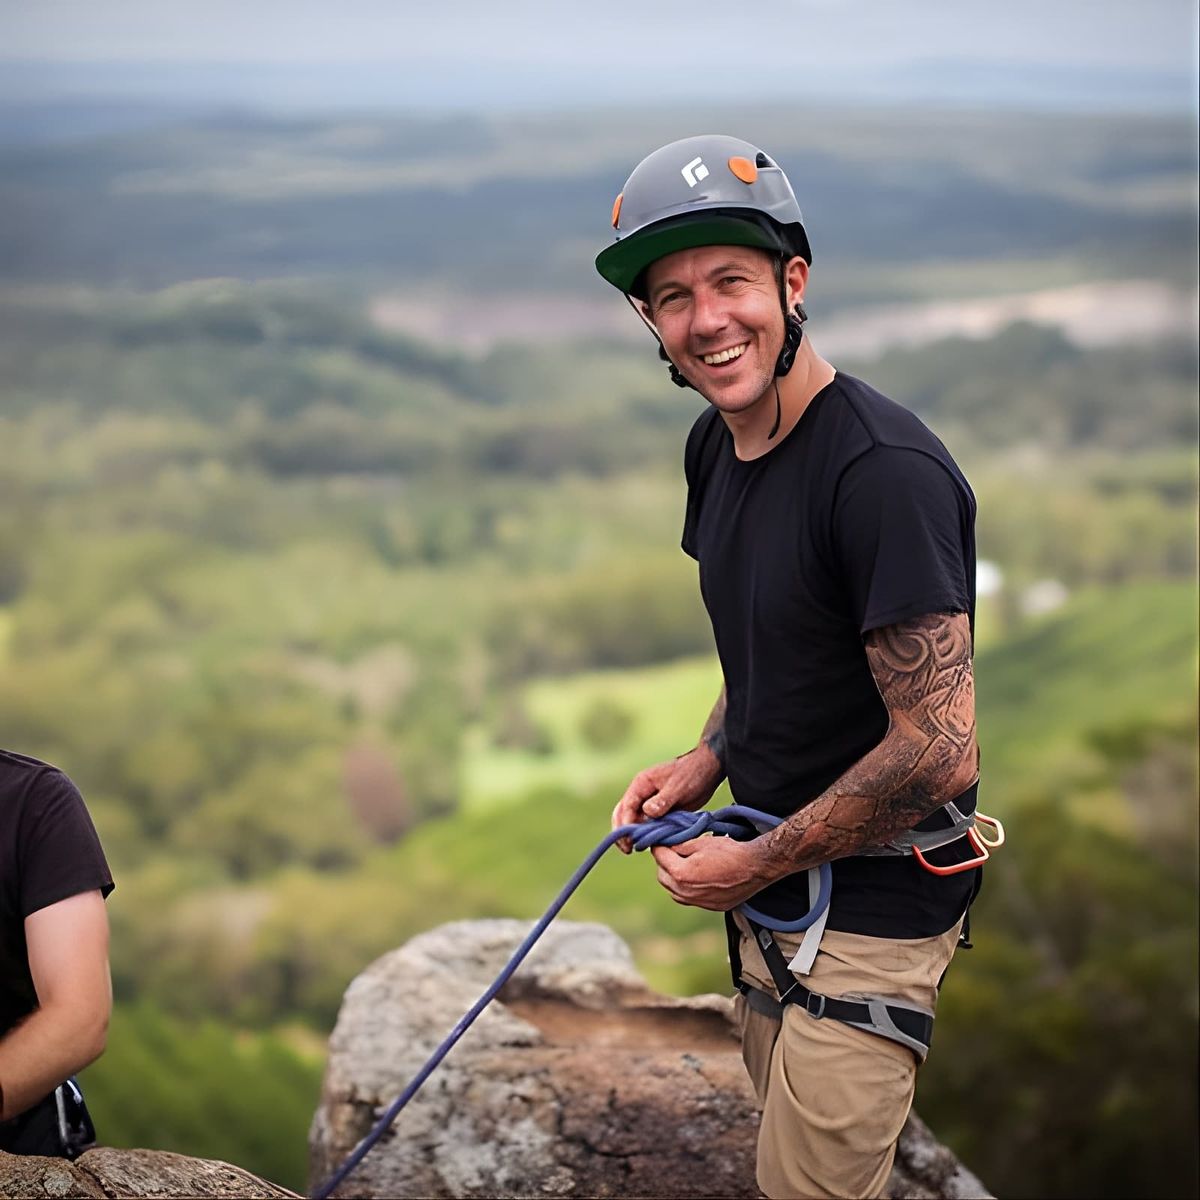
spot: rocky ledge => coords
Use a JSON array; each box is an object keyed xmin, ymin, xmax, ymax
[
  {"xmin": 309, "ymin": 918, "xmax": 992, "ymax": 1199},
  {"xmin": 0, "ymin": 1146, "xmax": 296, "ymax": 1199}
]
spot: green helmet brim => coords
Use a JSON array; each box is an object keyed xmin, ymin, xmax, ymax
[{"xmin": 595, "ymin": 212, "xmax": 786, "ymax": 297}]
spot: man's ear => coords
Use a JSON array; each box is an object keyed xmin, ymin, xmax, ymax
[
  {"xmin": 639, "ymin": 300, "xmax": 654, "ymax": 324},
  {"xmin": 784, "ymin": 256, "xmax": 809, "ymax": 308}
]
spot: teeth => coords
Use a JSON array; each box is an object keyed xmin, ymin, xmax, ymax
[{"xmin": 702, "ymin": 343, "xmax": 747, "ymax": 365}]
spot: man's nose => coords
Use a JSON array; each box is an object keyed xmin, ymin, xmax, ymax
[{"xmin": 689, "ymin": 288, "xmax": 729, "ymax": 340}]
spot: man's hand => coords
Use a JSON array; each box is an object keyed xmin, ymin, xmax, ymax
[
  {"xmin": 650, "ymin": 835, "xmax": 769, "ymax": 911},
  {"xmin": 611, "ymin": 744, "xmax": 723, "ymax": 854},
  {"xmin": 0, "ymin": 891, "xmax": 111, "ymax": 1122}
]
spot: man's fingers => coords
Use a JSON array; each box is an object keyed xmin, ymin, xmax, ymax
[
  {"xmin": 627, "ymin": 765, "xmax": 667, "ymax": 801},
  {"xmin": 615, "ymin": 777, "xmax": 654, "ymax": 820},
  {"xmin": 650, "ymin": 845, "xmax": 684, "ymax": 872},
  {"xmin": 613, "ymin": 777, "xmax": 664, "ymax": 852},
  {"xmin": 643, "ymin": 781, "xmax": 686, "ymax": 818},
  {"xmin": 612, "ymin": 803, "xmax": 648, "ymax": 851},
  {"xmin": 655, "ymin": 860, "xmax": 680, "ymax": 896},
  {"xmin": 653, "ymin": 850, "xmax": 699, "ymax": 906},
  {"xmin": 614, "ymin": 765, "xmax": 674, "ymax": 825}
]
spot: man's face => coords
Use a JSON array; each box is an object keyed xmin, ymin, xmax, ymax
[{"xmin": 642, "ymin": 245, "xmax": 797, "ymax": 412}]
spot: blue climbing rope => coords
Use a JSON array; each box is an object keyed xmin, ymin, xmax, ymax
[{"xmin": 310, "ymin": 805, "xmax": 832, "ymax": 1200}]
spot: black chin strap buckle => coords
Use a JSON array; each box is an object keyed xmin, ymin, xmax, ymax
[
  {"xmin": 774, "ymin": 306, "xmax": 806, "ymax": 377},
  {"xmin": 659, "ymin": 343, "xmax": 693, "ymax": 389}
]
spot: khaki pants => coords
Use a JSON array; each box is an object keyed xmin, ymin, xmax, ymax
[{"xmin": 733, "ymin": 917, "xmax": 962, "ymax": 1200}]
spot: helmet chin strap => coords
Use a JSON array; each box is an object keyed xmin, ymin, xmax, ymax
[
  {"xmin": 625, "ymin": 294, "xmax": 694, "ymax": 389},
  {"xmin": 770, "ymin": 256, "xmax": 808, "ymax": 439}
]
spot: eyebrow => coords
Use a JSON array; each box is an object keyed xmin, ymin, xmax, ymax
[{"xmin": 649, "ymin": 259, "xmax": 763, "ymax": 303}]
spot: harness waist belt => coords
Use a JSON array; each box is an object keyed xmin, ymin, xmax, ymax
[{"xmin": 854, "ymin": 789, "xmax": 978, "ymax": 857}]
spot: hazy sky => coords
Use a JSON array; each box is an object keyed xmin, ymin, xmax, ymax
[
  {"xmin": 3, "ymin": 0, "xmax": 1194, "ymax": 66},
  {"xmin": 3, "ymin": 0, "xmax": 1196, "ymax": 112}
]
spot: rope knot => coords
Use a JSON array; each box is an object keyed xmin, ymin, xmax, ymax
[{"xmin": 629, "ymin": 808, "xmax": 715, "ymax": 852}]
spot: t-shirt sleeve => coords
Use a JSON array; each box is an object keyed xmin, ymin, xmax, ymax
[
  {"xmin": 680, "ymin": 414, "xmax": 706, "ymax": 561},
  {"xmin": 832, "ymin": 446, "xmax": 973, "ymax": 635},
  {"xmin": 19, "ymin": 771, "xmax": 114, "ymax": 918}
]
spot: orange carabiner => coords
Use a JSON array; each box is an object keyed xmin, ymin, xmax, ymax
[
  {"xmin": 912, "ymin": 827, "xmax": 990, "ymax": 876},
  {"xmin": 972, "ymin": 812, "xmax": 1005, "ymax": 849}
]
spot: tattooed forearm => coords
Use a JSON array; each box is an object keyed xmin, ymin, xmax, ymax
[
  {"xmin": 699, "ymin": 687, "xmax": 727, "ymax": 773},
  {"xmin": 754, "ymin": 612, "xmax": 978, "ymax": 881},
  {"xmin": 701, "ymin": 688, "xmax": 726, "ymax": 743}
]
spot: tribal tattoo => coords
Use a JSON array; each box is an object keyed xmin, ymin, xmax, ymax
[{"xmin": 755, "ymin": 611, "xmax": 978, "ymax": 880}]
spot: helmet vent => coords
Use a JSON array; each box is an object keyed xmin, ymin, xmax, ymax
[{"xmin": 755, "ymin": 152, "xmax": 774, "ymax": 168}]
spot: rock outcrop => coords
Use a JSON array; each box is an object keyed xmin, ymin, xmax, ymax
[
  {"xmin": 310, "ymin": 919, "xmax": 992, "ymax": 1199},
  {"xmin": 0, "ymin": 1146, "xmax": 296, "ymax": 1199}
]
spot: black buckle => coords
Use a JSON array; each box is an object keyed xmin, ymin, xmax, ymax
[
  {"xmin": 54, "ymin": 1078, "xmax": 95, "ymax": 1161},
  {"xmin": 805, "ymin": 990, "xmax": 827, "ymax": 1020}
]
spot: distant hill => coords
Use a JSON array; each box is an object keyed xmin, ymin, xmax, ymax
[{"xmin": 0, "ymin": 105, "xmax": 1194, "ymax": 294}]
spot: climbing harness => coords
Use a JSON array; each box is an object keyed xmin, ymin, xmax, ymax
[
  {"xmin": 311, "ymin": 795, "xmax": 1003, "ymax": 1199},
  {"xmin": 725, "ymin": 783, "xmax": 1004, "ymax": 1061}
]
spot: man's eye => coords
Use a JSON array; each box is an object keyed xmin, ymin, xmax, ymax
[{"xmin": 721, "ymin": 275, "xmax": 747, "ymax": 286}]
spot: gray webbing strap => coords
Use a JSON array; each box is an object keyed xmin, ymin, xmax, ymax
[{"xmin": 855, "ymin": 794, "xmax": 978, "ymax": 858}]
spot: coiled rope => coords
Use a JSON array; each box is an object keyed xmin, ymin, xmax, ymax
[{"xmin": 311, "ymin": 804, "xmax": 831, "ymax": 1199}]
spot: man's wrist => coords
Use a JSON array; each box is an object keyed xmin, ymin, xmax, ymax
[{"xmin": 702, "ymin": 728, "xmax": 726, "ymax": 775}]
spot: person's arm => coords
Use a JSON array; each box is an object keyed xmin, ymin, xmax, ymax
[
  {"xmin": 651, "ymin": 612, "xmax": 977, "ymax": 907},
  {"xmin": 0, "ymin": 891, "xmax": 111, "ymax": 1121},
  {"xmin": 610, "ymin": 686, "xmax": 727, "ymax": 853},
  {"xmin": 698, "ymin": 689, "xmax": 728, "ymax": 777}
]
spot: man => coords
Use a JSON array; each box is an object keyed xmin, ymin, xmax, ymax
[
  {"xmin": 0, "ymin": 749, "xmax": 113, "ymax": 1158},
  {"xmin": 597, "ymin": 135, "xmax": 983, "ymax": 1199}
]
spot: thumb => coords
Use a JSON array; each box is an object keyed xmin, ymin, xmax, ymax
[
  {"xmin": 644, "ymin": 787, "xmax": 684, "ymax": 817},
  {"xmin": 643, "ymin": 793, "xmax": 669, "ymax": 817}
]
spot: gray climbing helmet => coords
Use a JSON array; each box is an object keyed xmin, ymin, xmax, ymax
[{"xmin": 595, "ymin": 134, "xmax": 812, "ymax": 299}]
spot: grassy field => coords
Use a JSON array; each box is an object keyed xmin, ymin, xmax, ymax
[
  {"xmin": 461, "ymin": 654, "xmax": 725, "ymax": 812},
  {"xmin": 458, "ymin": 577, "xmax": 1170, "ymax": 820},
  {"xmin": 975, "ymin": 580, "xmax": 1198, "ymax": 799}
]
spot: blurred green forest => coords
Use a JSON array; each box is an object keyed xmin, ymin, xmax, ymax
[{"xmin": 0, "ymin": 104, "xmax": 1196, "ymax": 1198}]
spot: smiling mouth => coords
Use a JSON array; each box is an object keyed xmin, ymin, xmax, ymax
[{"xmin": 700, "ymin": 342, "xmax": 748, "ymax": 366}]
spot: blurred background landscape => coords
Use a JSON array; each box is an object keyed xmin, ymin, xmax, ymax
[{"xmin": 1, "ymin": 2, "xmax": 1197, "ymax": 1197}]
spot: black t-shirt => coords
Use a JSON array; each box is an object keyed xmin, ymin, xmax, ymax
[
  {"xmin": 0, "ymin": 750, "xmax": 114, "ymax": 1038},
  {"xmin": 682, "ymin": 372, "xmax": 979, "ymax": 937}
]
